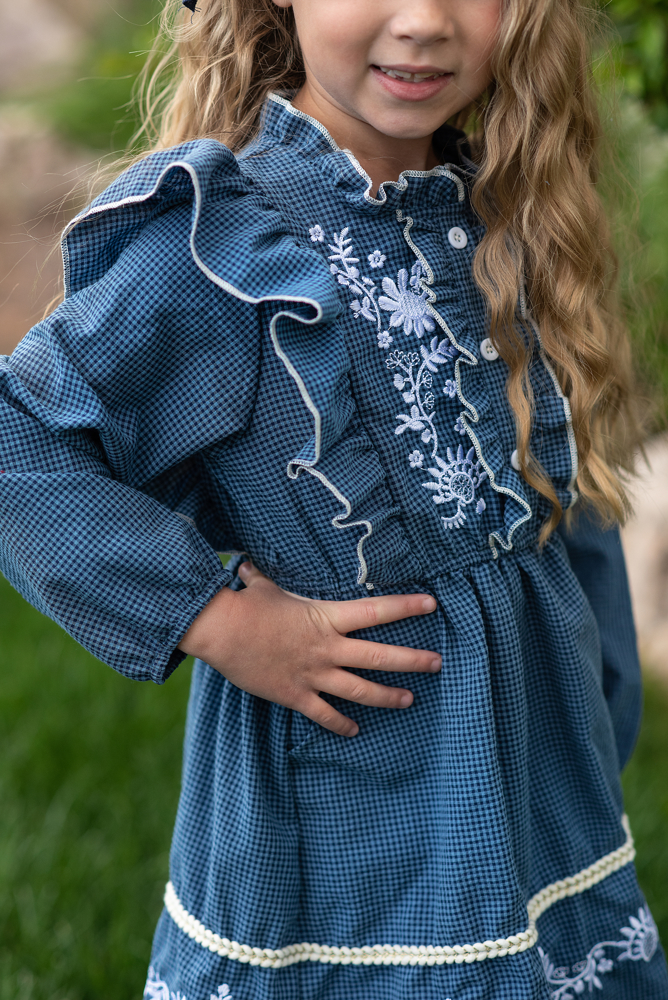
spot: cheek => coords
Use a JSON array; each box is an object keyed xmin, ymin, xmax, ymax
[
  {"xmin": 294, "ymin": 5, "xmax": 375, "ymax": 75},
  {"xmin": 466, "ymin": 0, "xmax": 502, "ymax": 70}
]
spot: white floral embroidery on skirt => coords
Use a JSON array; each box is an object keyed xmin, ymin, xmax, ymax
[
  {"xmin": 539, "ymin": 907, "xmax": 659, "ymax": 999},
  {"xmin": 144, "ymin": 967, "xmax": 234, "ymax": 1000}
]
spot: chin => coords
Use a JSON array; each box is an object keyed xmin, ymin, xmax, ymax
[{"xmin": 370, "ymin": 115, "xmax": 448, "ymax": 141}]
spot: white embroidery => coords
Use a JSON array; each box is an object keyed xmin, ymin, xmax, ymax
[
  {"xmin": 309, "ymin": 225, "xmax": 324, "ymax": 242},
  {"xmin": 539, "ymin": 906, "xmax": 659, "ymax": 999},
  {"xmin": 422, "ymin": 445, "xmax": 488, "ymax": 528},
  {"xmin": 316, "ymin": 223, "xmax": 488, "ymax": 531},
  {"xmin": 143, "ymin": 967, "xmax": 234, "ymax": 1000},
  {"xmin": 378, "ymin": 266, "xmax": 435, "ymax": 337}
]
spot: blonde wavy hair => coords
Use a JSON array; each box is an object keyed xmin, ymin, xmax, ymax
[{"xmin": 137, "ymin": 0, "xmax": 639, "ymax": 535}]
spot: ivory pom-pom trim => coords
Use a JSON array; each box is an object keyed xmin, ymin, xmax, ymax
[{"xmin": 164, "ymin": 816, "xmax": 635, "ymax": 970}]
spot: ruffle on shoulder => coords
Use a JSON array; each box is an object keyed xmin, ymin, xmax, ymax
[{"xmin": 61, "ymin": 141, "xmax": 355, "ymax": 464}]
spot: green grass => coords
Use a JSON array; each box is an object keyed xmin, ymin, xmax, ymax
[
  {"xmin": 0, "ymin": 577, "xmax": 666, "ymax": 997},
  {"xmin": 622, "ymin": 674, "xmax": 668, "ymax": 939},
  {"xmin": 0, "ymin": 575, "xmax": 191, "ymax": 1000}
]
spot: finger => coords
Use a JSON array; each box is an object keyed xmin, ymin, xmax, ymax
[
  {"xmin": 335, "ymin": 636, "xmax": 441, "ymax": 673},
  {"xmin": 298, "ymin": 693, "xmax": 359, "ymax": 738},
  {"xmin": 322, "ymin": 668, "xmax": 414, "ymax": 710},
  {"xmin": 238, "ymin": 561, "xmax": 270, "ymax": 587},
  {"xmin": 325, "ymin": 592, "xmax": 437, "ymax": 633}
]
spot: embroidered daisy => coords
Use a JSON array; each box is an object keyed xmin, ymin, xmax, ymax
[
  {"xmin": 443, "ymin": 379, "xmax": 457, "ymax": 399},
  {"xmin": 454, "ymin": 416, "xmax": 466, "ymax": 435},
  {"xmin": 619, "ymin": 907, "xmax": 659, "ymax": 963},
  {"xmin": 309, "ymin": 225, "xmax": 324, "ymax": 242},
  {"xmin": 377, "ymin": 330, "xmax": 393, "ymax": 348},
  {"xmin": 408, "ymin": 450, "xmax": 424, "ymax": 468},
  {"xmin": 368, "ymin": 250, "xmax": 386, "ymax": 268},
  {"xmin": 379, "ymin": 268, "xmax": 435, "ymax": 337}
]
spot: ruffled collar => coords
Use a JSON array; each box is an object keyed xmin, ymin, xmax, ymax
[{"xmin": 253, "ymin": 93, "xmax": 473, "ymax": 209}]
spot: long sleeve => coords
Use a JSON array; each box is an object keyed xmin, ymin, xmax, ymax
[
  {"xmin": 558, "ymin": 509, "xmax": 642, "ymax": 769},
  {"xmin": 0, "ymin": 191, "xmax": 261, "ymax": 681}
]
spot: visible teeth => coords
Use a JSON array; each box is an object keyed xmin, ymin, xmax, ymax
[{"xmin": 379, "ymin": 67, "xmax": 443, "ymax": 82}]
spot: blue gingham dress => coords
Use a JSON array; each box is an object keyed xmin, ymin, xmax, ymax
[{"xmin": 0, "ymin": 96, "xmax": 666, "ymax": 1000}]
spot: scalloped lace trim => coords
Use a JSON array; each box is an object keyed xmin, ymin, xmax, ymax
[{"xmin": 163, "ymin": 817, "xmax": 635, "ymax": 970}]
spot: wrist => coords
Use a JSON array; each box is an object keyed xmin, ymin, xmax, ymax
[{"xmin": 178, "ymin": 586, "xmax": 238, "ymax": 660}]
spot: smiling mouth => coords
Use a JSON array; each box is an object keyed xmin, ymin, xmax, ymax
[{"xmin": 376, "ymin": 66, "xmax": 448, "ymax": 83}]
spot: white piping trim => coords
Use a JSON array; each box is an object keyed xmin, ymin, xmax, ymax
[
  {"xmin": 527, "ymin": 320, "xmax": 579, "ymax": 509},
  {"xmin": 163, "ymin": 816, "xmax": 635, "ymax": 970},
  {"xmin": 397, "ymin": 210, "xmax": 533, "ymax": 557},
  {"xmin": 518, "ymin": 281, "xmax": 578, "ymax": 509},
  {"xmin": 268, "ymin": 94, "xmax": 465, "ymax": 206},
  {"xmin": 293, "ymin": 466, "xmax": 373, "ymax": 588},
  {"xmin": 61, "ymin": 154, "xmax": 372, "ymax": 586}
]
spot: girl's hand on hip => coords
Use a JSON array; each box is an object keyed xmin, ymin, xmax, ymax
[{"xmin": 178, "ymin": 561, "xmax": 441, "ymax": 737}]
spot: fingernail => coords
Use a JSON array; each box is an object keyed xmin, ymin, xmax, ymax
[
  {"xmin": 399, "ymin": 693, "xmax": 413, "ymax": 707},
  {"xmin": 430, "ymin": 658, "xmax": 442, "ymax": 672},
  {"xmin": 422, "ymin": 596, "xmax": 436, "ymax": 612}
]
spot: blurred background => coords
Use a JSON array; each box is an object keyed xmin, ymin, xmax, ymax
[{"xmin": 0, "ymin": 1, "xmax": 667, "ymax": 996}]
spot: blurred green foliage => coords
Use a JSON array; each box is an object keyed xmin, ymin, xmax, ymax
[
  {"xmin": 606, "ymin": 0, "xmax": 668, "ymax": 128},
  {"xmin": 34, "ymin": 0, "xmax": 164, "ymax": 153}
]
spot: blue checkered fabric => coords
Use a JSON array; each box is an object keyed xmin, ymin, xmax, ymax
[{"xmin": 0, "ymin": 96, "xmax": 665, "ymax": 1000}]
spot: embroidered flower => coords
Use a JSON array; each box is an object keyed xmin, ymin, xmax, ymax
[
  {"xmin": 309, "ymin": 225, "xmax": 324, "ymax": 242},
  {"xmin": 368, "ymin": 250, "xmax": 386, "ymax": 268},
  {"xmin": 443, "ymin": 379, "xmax": 457, "ymax": 399},
  {"xmin": 619, "ymin": 907, "xmax": 659, "ymax": 963},
  {"xmin": 538, "ymin": 906, "xmax": 660, "ymax": 1000},
  {"xmin": 408, "ymin": 450, "xmax": 424, "ymax": 468},
  {"xmin": 377, "ymin": 330, "xmax": 393, "ymax": 348},
  {"xmin": 476, "ymin": 498, "xmax": 486, "ymax": 514},
  {"xmin": 422, "ymin": 445, "xmax": 487, "ymax": 528},
  {"xmin": 211, "ymin": 987, "xmax": 233, "ymax": 1000},
  {"xmin": 144, "ymin": 967, "xmax": 171, "ymax": 1000},
  {"xmin": 379, "ymin": 268, "xmax": 436, "ymax": 337},
  {"xmin": 454, "ymin": 416, "xmax": 466, "ymax": 435}
]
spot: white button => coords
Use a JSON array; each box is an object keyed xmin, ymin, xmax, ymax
[
  {"xmin": 510, "ymin": 449, "xmax": 522, "ymax": 472},
  {"xmin": 447, "ymin": 226, "xmax": 468, "ymax": 249},
  {"xmin": 480, "ymin": 338, "xmax": 499, "ymax": 361}
]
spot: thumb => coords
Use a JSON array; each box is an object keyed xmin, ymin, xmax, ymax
[{"xmin": 238, "ymin": 561, "xmax": 270, "ymax": 587}]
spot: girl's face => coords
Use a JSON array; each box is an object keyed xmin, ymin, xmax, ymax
[{"xmin": 273, "ymin": 0, "xmax": 499, "ymax": 148}]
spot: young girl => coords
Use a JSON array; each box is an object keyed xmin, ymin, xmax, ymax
[{"xmin": 1, "ymin": 0, "xmax": 666, "ymax": 997}]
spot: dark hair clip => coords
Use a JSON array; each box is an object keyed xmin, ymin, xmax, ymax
[{"xmin": 182, "ymin": 0, "xmax": 199, "ymax": 12}]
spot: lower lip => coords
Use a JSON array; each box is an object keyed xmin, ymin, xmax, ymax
[{"xmin": 371, "ymin": 66, "xmax": 454, "ymax": 102}]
